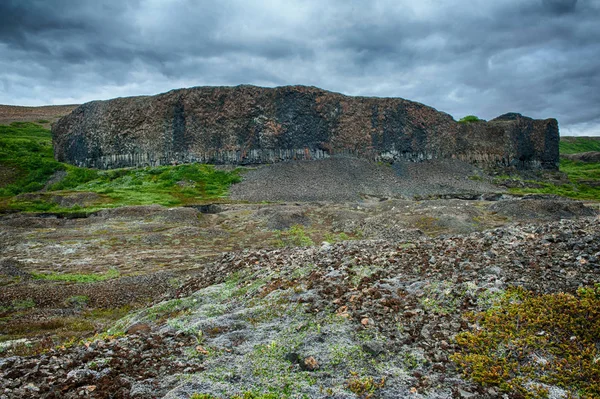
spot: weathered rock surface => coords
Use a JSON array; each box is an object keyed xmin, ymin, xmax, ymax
[{"xmin": 52, "ymin": 85, "xmax": 559, "ymax": 170}]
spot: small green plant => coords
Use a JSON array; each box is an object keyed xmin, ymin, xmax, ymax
[
  {"xmin": 348, "ymin": 264, "xmax": 382, "ymax": 288},
  {"xmin": 190, "ymin": 393, "xmax": 292, "ymax": 399},
  {"xmin": 324, "ymin": 232, "xmax": 350, "ymax": 243},
  {"xmin": 346, "ymin": 372, "xmax": 385, "ymax": 398},
  {"xmin": 272, "ymin": 225, "xmax": 315, "ymax": 247},
  {"xmin": 458, "ymin": 115, "xmax": 484, "ymax": 123}
]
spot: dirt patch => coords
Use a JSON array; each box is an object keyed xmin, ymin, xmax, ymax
[
  {"xmin": 0, "ymin": 259, "xmax": 30, "ymax": 279},
  {"xmin": 255, "ymin": 206, "xmax": 311, "ymax": 230},
  {"xmin": 16, "ymin": 192, "xmax": 103, "ymax": 208},
  {"xmin": 0, "ymin": 165, "xmax": 24, "ymax": 188},
  {"xmin": 489, "ymin": 196, "xmax": 599, "ymax": 220}
]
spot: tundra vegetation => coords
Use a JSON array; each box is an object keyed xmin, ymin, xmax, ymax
[{"xmin": 1, "ymin": 120, "xmax": 600, "ymax": 398}]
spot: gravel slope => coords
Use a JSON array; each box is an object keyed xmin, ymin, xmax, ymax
[{"xmin": 230, "ymin": 157, "xmax": 501, "ymax": 202}]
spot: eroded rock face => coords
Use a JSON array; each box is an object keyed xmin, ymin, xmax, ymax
[{"xmin": 52, "ymin": 85, "xmax": 559, "ymax": 170}]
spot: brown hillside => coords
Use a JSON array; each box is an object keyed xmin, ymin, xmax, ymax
[{"xmin": 0, "ymin": 104, "xmax": 78, "ymax": 128}]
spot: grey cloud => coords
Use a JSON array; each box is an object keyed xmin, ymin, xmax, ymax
[
  {"xmin": 543, "ymin": 0, "xmax": 578, "ymax": 13},
  {"xmin": 0, "ymin": 0, "xmax": 598, "ymax": 135}
]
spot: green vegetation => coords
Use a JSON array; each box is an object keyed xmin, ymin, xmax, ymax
[
  {"xmin": 323, "ymin": 232, "xmax": 350, "ymax": 243},
  {"xmin": 560, "ymin": 158, "xmax": 600, "ymax": 181},
  {"xmin": 0, "ymin": 122, "xmax": 243, "ymax": 212},
  {"xmin": 32, "ymin": 268, "xmax": 120, "ymax": 283},
  {"xmin": 508, "ymin": 159, "xmax": 600, "ymax": 201},
  {"xmin": 190, "ymin": 392, "xmax": 296, "ymax": 399},
  {"xmin": 11, "ymin": 298, "xmax": 36, "ymax": 311},
  {"xmin": 346, "ymin": 373, "xmax": 386, "ymax": 398},
  {"xmin": 560, "ymin": 137, "xmax": 600, "ymax": 155},
  {"xmin": 272, "ymin": 225, "xmax": 315, "ymax": 247},
  {"xmin": 452, "ymin": 285, "xmax": 600, "ymax": 399},
  {"xmin": 0, "ymin": 122, "xmax": 64, "ymax": 195},
  {"xmin": 458, "ymin": 115, "xmax": 484, "ymax": 123}
]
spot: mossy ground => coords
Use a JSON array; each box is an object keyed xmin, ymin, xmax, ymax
[
  {"xmin": 117, "ymin": 267, "xmax": 392, "ymax": 399},
  {"xmin": 496, "ymin": 158, "xmax": 600, "ymax": 201},
  {"xmin": 452, "ymin": 286, "xmax": 600, "ymax": 399}
]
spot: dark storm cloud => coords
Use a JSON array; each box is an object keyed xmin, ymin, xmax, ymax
[{"xmin": 0, "ymin": 0, "xmax": 599, "ymax": 135}]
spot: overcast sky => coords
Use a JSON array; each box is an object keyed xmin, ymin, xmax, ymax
[{"xmin": 1, "ymin": 0, "xmax": 599, "ymax": 135}]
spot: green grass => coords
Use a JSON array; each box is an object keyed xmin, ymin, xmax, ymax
[
  {"xmin": 560, "ymin": 158, "xmax": 600, "ymax": 181},
  {"xmin": 0, "ymin": 122, "xmax": 65, "ymax": 195},
  {"xmin": 508, "ymin": 159, "xmax": 600, "ymax": 201},
  {"xmin": 560, "ymin": 137, "xmax": 600, "ymax": 155},
  {"xmin": 0, "ymin": 122, "xmax": 243, "ymax": 212},
  {"xmin": 31, "ymin": 268, "xmax": 120, "ymax": 283}
]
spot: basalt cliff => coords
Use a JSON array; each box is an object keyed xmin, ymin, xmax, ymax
[{"xmin": 52, "ymin": 85, "xmax": 559, "ymax": 170}]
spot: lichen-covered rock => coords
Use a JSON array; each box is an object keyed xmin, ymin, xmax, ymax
[{"xmin": 52, "ymin": 85, "xmax": 559, "ymax": 170}]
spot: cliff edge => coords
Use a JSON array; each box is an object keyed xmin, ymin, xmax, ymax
[{"xmin": 52, "ymin": 85, "xmax": 559, "ymax": 170}]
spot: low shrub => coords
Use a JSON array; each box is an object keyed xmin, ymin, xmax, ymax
[{"xmin": 452, "ymin": 285, "xmax": 600, "ymax": 398}]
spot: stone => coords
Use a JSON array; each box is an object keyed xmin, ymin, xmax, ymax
[
  {"xmin": 562, "ymin": 151, "xmax": 600, "ymax": 163},
  {"xmin": 362, "ymin": 341, "xmax": 384, "ymax": 356},
  {"xmin": 52, "ymin": 85, "xmax": 559, "ymax": 170},
  {"xmin": 301, "ymin": 356, "xmax": 320, "ymax": 371},
  {"xmin": 126, "ymin": 323, "xmax": 152, "ymax": 335}
]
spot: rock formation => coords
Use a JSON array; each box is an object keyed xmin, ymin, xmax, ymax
[{"xmin": 52, "ymin": 85, "xmax": 559, "ymax": 170}]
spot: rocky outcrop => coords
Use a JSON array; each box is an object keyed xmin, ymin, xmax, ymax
[{"xmin": 52, "ymin": 85, "xmax": 559, "ymax": 170}]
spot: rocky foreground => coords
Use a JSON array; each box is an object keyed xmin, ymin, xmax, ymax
[{"xmin": 2, "ymin": 215, "xmax": 599, "ymax": 399}]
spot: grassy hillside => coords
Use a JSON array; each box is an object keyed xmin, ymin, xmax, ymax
[
  {"xmin": 2, "ymin": 122, "xmax": 599, "ymax": 211},
  {"xmin": 503, "ymin": 137, "xmax": 600, "ymax": 201},
  {"xmin": 560, "ymin": 137, "xmax": 600, "ymax": 154},
  {"xmin": 0, "ymin": 122, "xmax": 242, "ymax": 212},
  {"xmin": 511, "ymin": 158, "xmax": 600, "ymax": 200},
  {"xmin": 0, "ymin": 122, "xmax": 64, "ymax": 194}
]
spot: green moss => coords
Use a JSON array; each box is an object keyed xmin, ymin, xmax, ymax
[
  {"xmin": 348, "ymin": 264, "xmax": 382, "ymax": 288},
  {"xmin": 323, "ymin": 232, "xmax": 350, "ymax": 243},
  {"xmin": 346, "ymin": 373, "xmax": 385, "ymax": 398},
  {"xmin": 31, "ymin": 268, "xmax": 120, "ymax": 283},
  {"xmin": 452, "ymin": 285, "xmax": 600, "ymax": 398}
]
